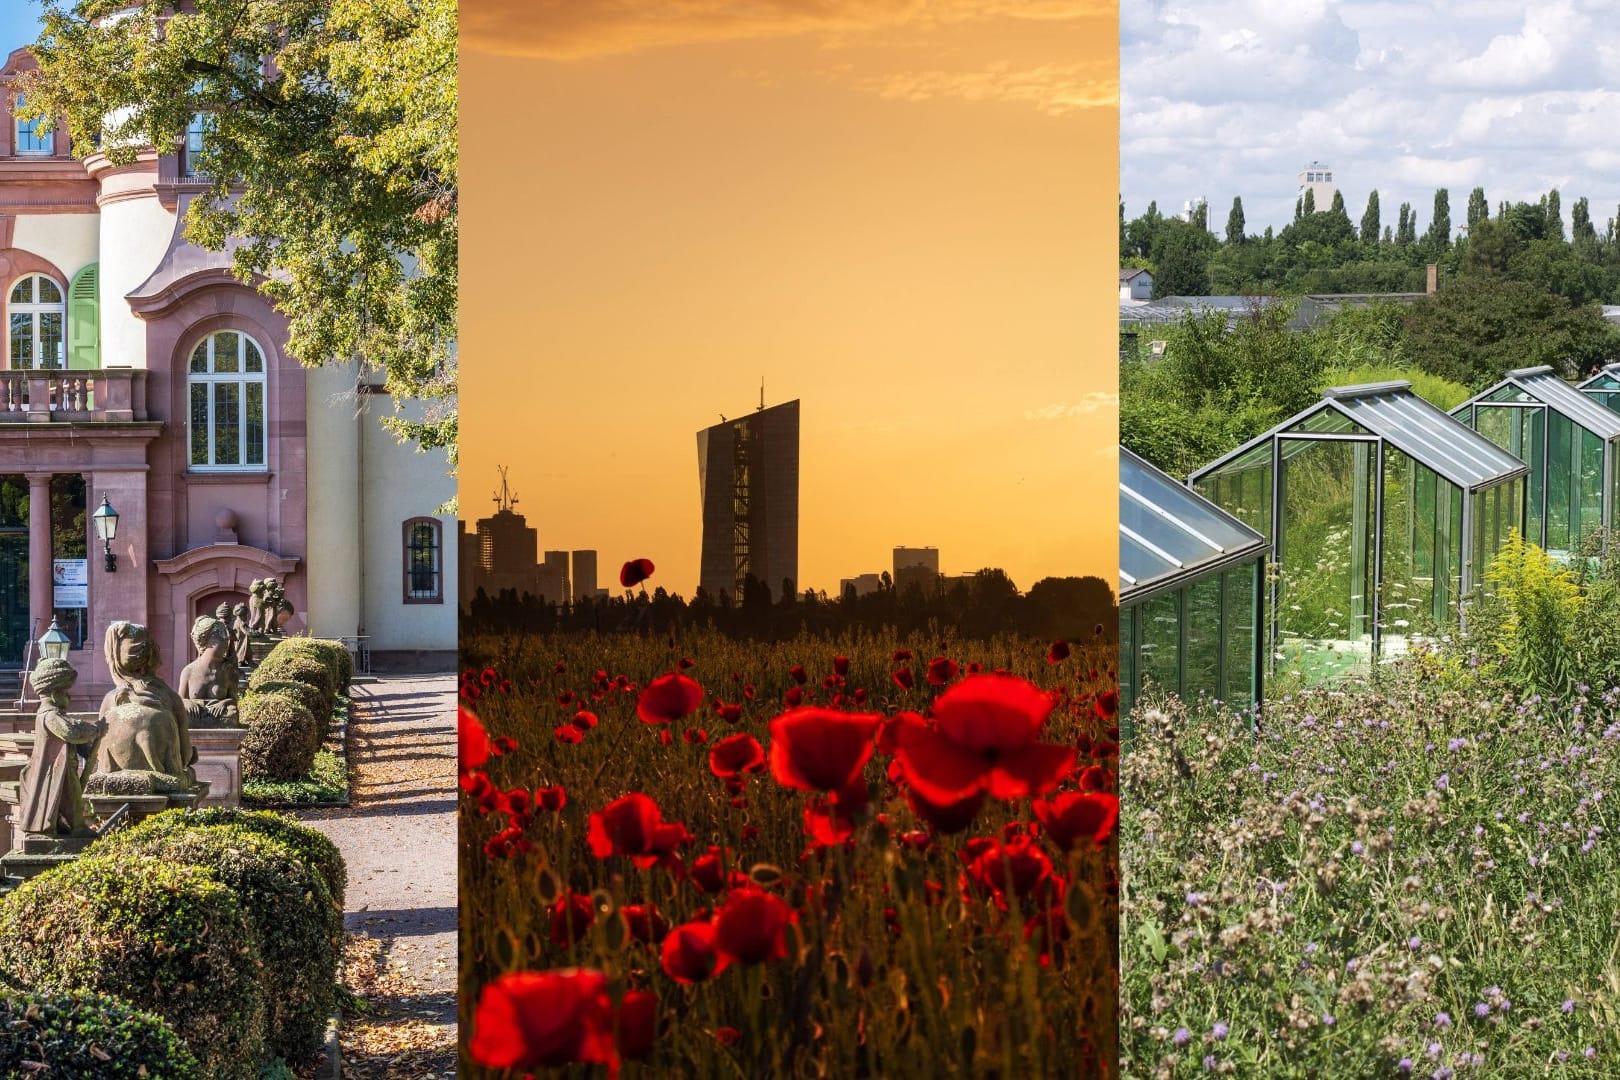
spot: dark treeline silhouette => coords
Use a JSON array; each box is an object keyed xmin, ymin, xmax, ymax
[{"xmin": 462, "ymin": 570, "xmax": 1119, "ymax": 644}]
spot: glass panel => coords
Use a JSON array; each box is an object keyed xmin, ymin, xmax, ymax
[
  {"xmin": 1547, "ymin": 410, "xmax": 1573, "ymax": 553},
  {"xmin": 1284, "ymin": 410, "xmax": 1371, "ymax": 435},
  {"xmin": 9, "ymin": 278, "xmax": 30, "ymax": 305},
  {"xmin": 1139, "ymin": 590, "xmax": 1181, "ymax": 698},
  {"xmin": 1185, "ymin": 573, "xmax": 1222, "ymax": 703},
  {"xmin": 213, "ymin": 332, "xmax": 240, "ymax": 374},
  {"xmin": 244, "ymin": 338, "xmax": 263, "ymax": 372},
  {"xmin": 51, "ymin": 473, "xmax": 88, "ymax": 650},
  {"xmin": 190, "ymin": 341, "xmax": 210, "ymax": 373},
  {"xmin": 213, "ymin": 383, "xmax": 240, "ymax": 465},
  {"xmin": 1223, "ymin": 564, "xmax": 1259, "ymax": 708},
  {"xmin": 1484, "ymin": 384, "xmax": 1535, "ymax": 403},
  {"xmin": 9, "ymin": 313, "xmax": 32, "ymax": 369},
  {"xmin": 1196, "ymin": 442, "xmax": 1274, "ymax": 540},
  {"xmin": 1120, "ymin": 605, "xmax": 1136, "ymax": 716},
  {"xmin": 408, "ymin": 523, "xmax": 439, "ymax": 598},
  {"xmin": 1276, "ymin": 436, "xmax": 1374, "ymax": 680},
  {"xmin": 38, "ymin": 312, "xmax": 62, "ymax": 369},
  {"xmin": 35, "ymin": 278, "xmax": 61, "ymax": 305},
  {"xmin": 245, "ymin": 382, "xmax": 265, "ymax": 465},
  {"xmin": 1447, "ymin": 483, "xmax": 1463, "ymax": 602},
  {"xmin": 1576, "ymin": 427, "xmax": 1603, "ymax": 548},
  {"xmin": 16, "ymin": 99, "xmax": 54, "ymax": 154},
  {"xmin": 190, "ymin": 383, "xmax": 209, "ymax": 465}
]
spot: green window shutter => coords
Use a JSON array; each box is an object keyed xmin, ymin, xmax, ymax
[{"xmin": 67, "ymin": 262, "xmax": 98, "ymax": 369}]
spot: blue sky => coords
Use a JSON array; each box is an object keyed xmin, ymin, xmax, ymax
[
  {"xmin": 0, "ymin": 7, "xmax": 41, "ymax": 54},
  {"xmin": 1122, "ymin": 1, "xmax": 1620, "ymax": 235}
]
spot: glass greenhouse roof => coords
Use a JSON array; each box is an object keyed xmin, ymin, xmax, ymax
[
  {"xmin": 1577, "ymin": 363, "xmax": 1620, "ymax": 392},
  {"xmin": 1460, "ymin": 366, "xmax": 1620, "ymax": 441},
  {"xmin": 1119, "ymin": 447, "xmax": 1266, "ymax": 602},
  {"xmin": 1191, "ymin": 382, "xmax": 1528, "ymax": 492}
]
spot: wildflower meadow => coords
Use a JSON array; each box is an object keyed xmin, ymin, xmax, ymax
[{"xmin": 459, "ymin": 627, "xmax": 1121, "ymax": 1077}]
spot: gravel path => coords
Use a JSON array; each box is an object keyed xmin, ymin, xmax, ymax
[{"xmin": 299, "ymin": 673, "xmax": 457, "ymax": 1078}]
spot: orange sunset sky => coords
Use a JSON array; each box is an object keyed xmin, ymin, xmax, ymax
[{"xmin": 460, "ymin": 1, "xmax": 1119, "ymax": 597}]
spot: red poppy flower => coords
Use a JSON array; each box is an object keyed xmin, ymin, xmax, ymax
[
  {"xmin": 961, "ymin": 834, "xmax": 1055, "ymax": 906},
  {"xmin": 621, "ymin": 904, "xmax": 669, "ymax": 945},
  {"xmin": 689, "ymin": 846, "xmax": 730, "ymax": 894},
  {"xmin": 638, "ymin": 673, "xmax": 704, "ymax": 726},
  {"xmin": 548, "ymin": 892, "xmax": 596, "ymax": 946},
  {"xmin": 587, "ymin": 793, "xmax": 693, "ymax": 868},
  {"xmin": 616, "ymin": 989, "xmax": 659, "ymax": 1060},
  {"xmin": 620, "ymin": 558, "xmax": 656, "ymax": 588},
  {"xmin": 804, "ymin": 797, "xmax": 860, "ymax": 847},
  {"xmin": 833, "ymin": 655, "xmax": 850, "ymax": 676},
  {"xmin": 892, "ymin": 668, "xmax": 915, "ymax": 691},
  {"xmin": 709, "ymin": 733, "xmax": 766, "ymax": 779},
  {"xmin": 926, "ymin": 657, "xmax": 959, "ymax": 687},
  {"xmin": 1093, "ymin": 689, "xmax": 1120, "ymax": 719},
  {"xmin": 894, "ymin": 674, "xmax": 1075, "ymax": 803},
  {"xmin": 660, "ymin": 921, "xmax": 720, "ymax": 984},
  {"xmin": 554, "ymin": 725, "xmax": 585, "ymax": 745},
  {"xmin": 572, "ymin": 710, "xmax": 599, "ymax": 730},
  {"xmin": 790, "ymin": 664, "xmax": 809, "ymax": 685},
  {"xmin": 1033, "ymin": 791, "xmax": 1119, "ymax": 851},
  {"xmin": 537, "ymin": 785, "xmax": 567, "ymax": 812},
  {"xmin": 783, "ymin": 685, "xmax": 803, "ymax": 707},
  {"xmin": 719, "ymin": 703, "xmax": 744, "ymax": 724},
  {"xmin": 768, "ymin": 707, "xmax": 882, "ymax": 793},
  {"xmin": 892, "ymin": 650, "xmax": 912, "ymax": 662},
  {"xmin": 678, "ymin": 656, "xmax": 695, "ymax": 669},
  {"xmin": 1047, "ymin": 640, "xmax": 1071, "ymax": 664},
  {"xmin": 716, "ymin": 1027, "xmax": 742, "ymax": 1046},
  {"xmin": 713, "ymin": 887, "xmax": 795, "ymax": 967},
  {"xmin": 904, "ymin": 785, "xmax": 986, "ymax": 835},
  {"xmin": 493, "ymin": 735, "xmax": 519, "ymax": 755},
  {"xmin": 683, "ymin": 727, "xmax": 709, "ymax": 745},
  {"xmin": 468, "ymin": 969, "xmax": 615, "ymax": 1071},
  {"xmin": 460, "ymin": 707, "xmax": 491, "ymax": 772},
  {"xmin": 1077, "ymin": 765, "xmax": 1111, "ymax": 792}
]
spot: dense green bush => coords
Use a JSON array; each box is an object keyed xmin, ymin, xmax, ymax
[
  {"xmin": 240, "ymin": 692, "xmax": 319, "ymax": 780},
  {"xmin": 252, "ymin": 677, "xmax": 332, "ymax": 740},
  {"xmin": 0, "ymin": 989, "xmax": 201, "ymax": 1079},
  {"xmin": 0, "ymin": 857, "xmax": 266, "ymax": 1077},
  {"xmin": 94, "ymin": 823, "xmax": 341, "ymax": 1065},
  {"xmin": 105, "ymin": 807, "xmax": 347, "ymax": 909},
  {"xmin": 250, "ymin": 648, "xmax": 336, "ymax": 709},
  {"xmin": 279, "ymin": 637, "xmax": 353, "ymax": 694}
]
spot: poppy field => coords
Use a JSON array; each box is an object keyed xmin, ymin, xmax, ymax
[
  {"xmin": 1121, "ymin": 667, "xmax": 1620, "ymax": 1078},
  {"xmin": 458, "ymin": 628, "xmax": 1120, "ymax": 1077}
]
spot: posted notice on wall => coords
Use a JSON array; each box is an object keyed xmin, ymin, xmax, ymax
[{"xmin": 53, "ymin": 558, "xmax": 88, "ymax": 608}]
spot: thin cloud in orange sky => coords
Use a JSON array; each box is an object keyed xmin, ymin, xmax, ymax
[{"xmin": 460, "ymin": 2, "xmax": 1118, "ymax": 597}]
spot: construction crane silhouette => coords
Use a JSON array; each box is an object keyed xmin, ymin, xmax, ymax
[{"xmin": 492, "ymin": 464, "xmax": 518, "ymax": 512}]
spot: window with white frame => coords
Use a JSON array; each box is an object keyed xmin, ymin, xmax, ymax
[
  {"xmin": 14, "ymin": 95, "xmax": 53, "ymax": 154},
  {"xmin": 8, "ymin": 275, "xmax": 64, "ymax": 369},
  {"xmin": 188, "ymin": 330, "xmax": 267, "ymax": 469},
  {"xmin": 181, "ymin": 112, "xmax": 212, "ymax": 177}
]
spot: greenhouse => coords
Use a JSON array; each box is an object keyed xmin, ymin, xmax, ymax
[
  {"xmin": 1119, "ymin": 447, "xmax": 1267, "ymax": 717},
  {"xmin": 1452, "ymin": 366, "xmax": 1620, "ymax": 557},
  {"xmin": 1578, "ymin": 363, "xmax": 1620, "ymax": 414},
  {"xmin": 1188, "ymin": 382, "xmax": 1528, "ymax": 681}
]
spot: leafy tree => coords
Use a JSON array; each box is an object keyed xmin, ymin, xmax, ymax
[
  {"xmin": 1225, "ymin": 196, "xmax": 1246, "ymax": 244},
  {"xmin": 1302, "ymin": 188, "xmax": 1316, "ymax": 215},
  {"xmin": 1396, "ymin": 203, "xmax": 1415, "ymax": 246},
  {"xmin": 1572, "ymin": 196, "xmax": 1598, "ymax": 245},
  {"xmin": 1466, "ymin": 186, "xmax": 1489, "ymax": 229},
  {"xmin": 1547, "ymin": 189, "xmax": 1565, "ymax": 242},
  {"xmin": 1360, "ymin": 190, "xmax": 1380, "ymax": 244},
  {"xmin": 23, "ymin": 0, "xmax": 457, "ymax": 474},
  {"xmin": 1425, "ymin": 188, "xmax": 1451, "ymax": 249},
  {"xmin": 1151, "ymin": 220, "xmax": 1214, "ymax": 297},
  {"xmin": 1401, "ymin": 276, "xmax": 1620, "ymax": 385}
]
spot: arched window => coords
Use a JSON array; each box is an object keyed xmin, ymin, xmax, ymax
[
  {"xmin": 14, "ymin": 95, "xmax": 53, "ymax": 155},
  {"xmin": 8, "ymin": 274, "xmax": 65, "ymax": 369},
  {"xmin": 404, "ymin": 518, "xmax": 443, "ymax": 603},
  {"xmin": 188, "ymin": 330, "xmax": 267, "ymax": 470}
]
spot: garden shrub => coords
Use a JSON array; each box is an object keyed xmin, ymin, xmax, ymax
[
  {"xmin": 105, "ymin": 807, "xmax": 347, "ymax": 909},
  {"xmin": 0, "ymin": 989, "xmax": 201, "ymax": 1079},
  {"xmin": 1470, "ymin": 532, "xmax": 1583, "ymax": 696},
  {"xmin": 252, "ymin": 677, "xmax": 332, "ymax": 740},
  {"xmin": 251, "ymin": 645, "xmax": 337, "ymax": 700},
  {"xmin": 0, "ymin": 856, "xmax": 266, "ymax": 1078},
  {"xmin": 241, "ymin": 692, "xmax": 319, "ymax": 780},
  {"xmin": 277, "ymin": 637, "xmax": 353, "ymax": 694},
  {"xmin": 94, "ymin": 823, "xmax": 341, "ymax": 1065}
]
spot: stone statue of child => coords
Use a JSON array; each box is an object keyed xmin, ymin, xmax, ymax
[
  {"xmin": 86, "ymin": 621, "xmax": 197, "ymax": 796},
  {"xmin": 230, "ymin": 602, "xmax": 253, "ymax": 666},
  {"xmin": 17, "ymin": 658, "xmax": 102, "ymax": 839},
  {"xmin": 178, "ymin": 616, "xmax": 240, "ymax": 728}
]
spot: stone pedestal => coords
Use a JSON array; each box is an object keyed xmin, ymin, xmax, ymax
[{"xmin": 190, "ymin": 726, "xmax": 246, "ymax": 808}]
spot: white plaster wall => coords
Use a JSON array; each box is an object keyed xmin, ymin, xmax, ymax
[
  {"xmin": 12, "ymin": 213, "xmax": 100, "ymax": 282},
  {"xmin": 360, "ymin": 391, "xmax": 456, "ymax": 652},
  {"xmin": 98, "ymin": 195, "xmax": 175, "ymax": 367},
  {"xmin": 304, "ymin": 362, "xmax": 363, "ymax": 642}
]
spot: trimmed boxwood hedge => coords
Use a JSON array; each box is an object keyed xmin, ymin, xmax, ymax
[
  {"xmin": 249, "ymin": 651, "xmax": 335, "ymax": 711},
  {"xmin": 0, "ymin": 856, "xmax": 266, "ymax": 1078},
  {"xmin": 94, "ymin": 823, "xmax": 341, "ymax": 1065},
  {"xmin": 0, "ymin": 989, "xmax": 201, "ymax": 1079},
  {"xmin": 241, "ymin": 692, "xmax": 319, "ymax": 780},
  {"xmin": 276, "ymin": 637, "xmax": 353, "ymax": 695},
  {"xmin": 114, "ymin": 808, "xmax": 347, "ymax": 907},
  {"xmin": 251, "ymin": 677, "xmax": 332, "ymax": 740}
]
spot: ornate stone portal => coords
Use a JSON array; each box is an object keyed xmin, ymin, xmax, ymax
[
  {"xmin": 85, "ymin": 621, "xmax": 202, "ymax": 797},
  {"xmin": 15, "ymin": 659, "xmax": 101, "ymax": 842},
  {"xmin": 178, "ymin": 615, "xmax": 240, "ymax": 728}
]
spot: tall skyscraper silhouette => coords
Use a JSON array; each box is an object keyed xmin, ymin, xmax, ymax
[{"xmin": 697, "ymin": 397, "xmax": 800, "ymax": 602}]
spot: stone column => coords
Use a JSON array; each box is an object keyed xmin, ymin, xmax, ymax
[{"xmin": 27, "ymin": 473, "xmax": 51, "ymax": 647}]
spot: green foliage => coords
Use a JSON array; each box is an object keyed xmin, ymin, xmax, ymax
[
  {"xmin": 0, "ymin": 856, "xmax": 266, "ymax": 1078},
  {"xmin": 22, "ymin": 0, "xmax": 457, "ymax": 475},
  {"xmin": 93, "ymin": 821, "xmax": 342, "ymax": 1066},
  {"xmin": 252, "ymin": 677, "xmax": 332, "ymax": 740},
  {"xmin": 251, "ymin": 647, "xmax": 338, "ymax": 711},
  {"xmin": 243, "ymin": 747, "xmax": 349, "ymax": 806},
  {"xmin": 240, "ymin": 692, "xmax": 320, "ymax": 781},
  {"xmin": 1468, "ymin": 532, "xmax": 1583, "ymax": 696},
  {"xmin": 1315, "ymin": 362, "xmax": 1472, "ymax": 410},
  {"xmin": 0, "ymin": 989, "xmax": 201, "ymax": 1080},
  {"xmin": 112, "ymin": 807, "xmax": 347, "ymax": 909},
  {"xmin": 1151, "ymin": 218, "xmax": 1216, "ymax": 297}
]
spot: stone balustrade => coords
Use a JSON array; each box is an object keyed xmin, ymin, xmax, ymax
[{"xmin": 0, "ymin": 366, "xmax": 148, "ymax": 423}]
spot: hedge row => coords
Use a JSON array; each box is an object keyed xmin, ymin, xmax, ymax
[
  {"xmin": 0, "ymin": 809, "xmax": 347, "ymax": 1077},
  {"xmin": 241, "ymin": 637, "xmax": 353, "ymax": 783}
]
